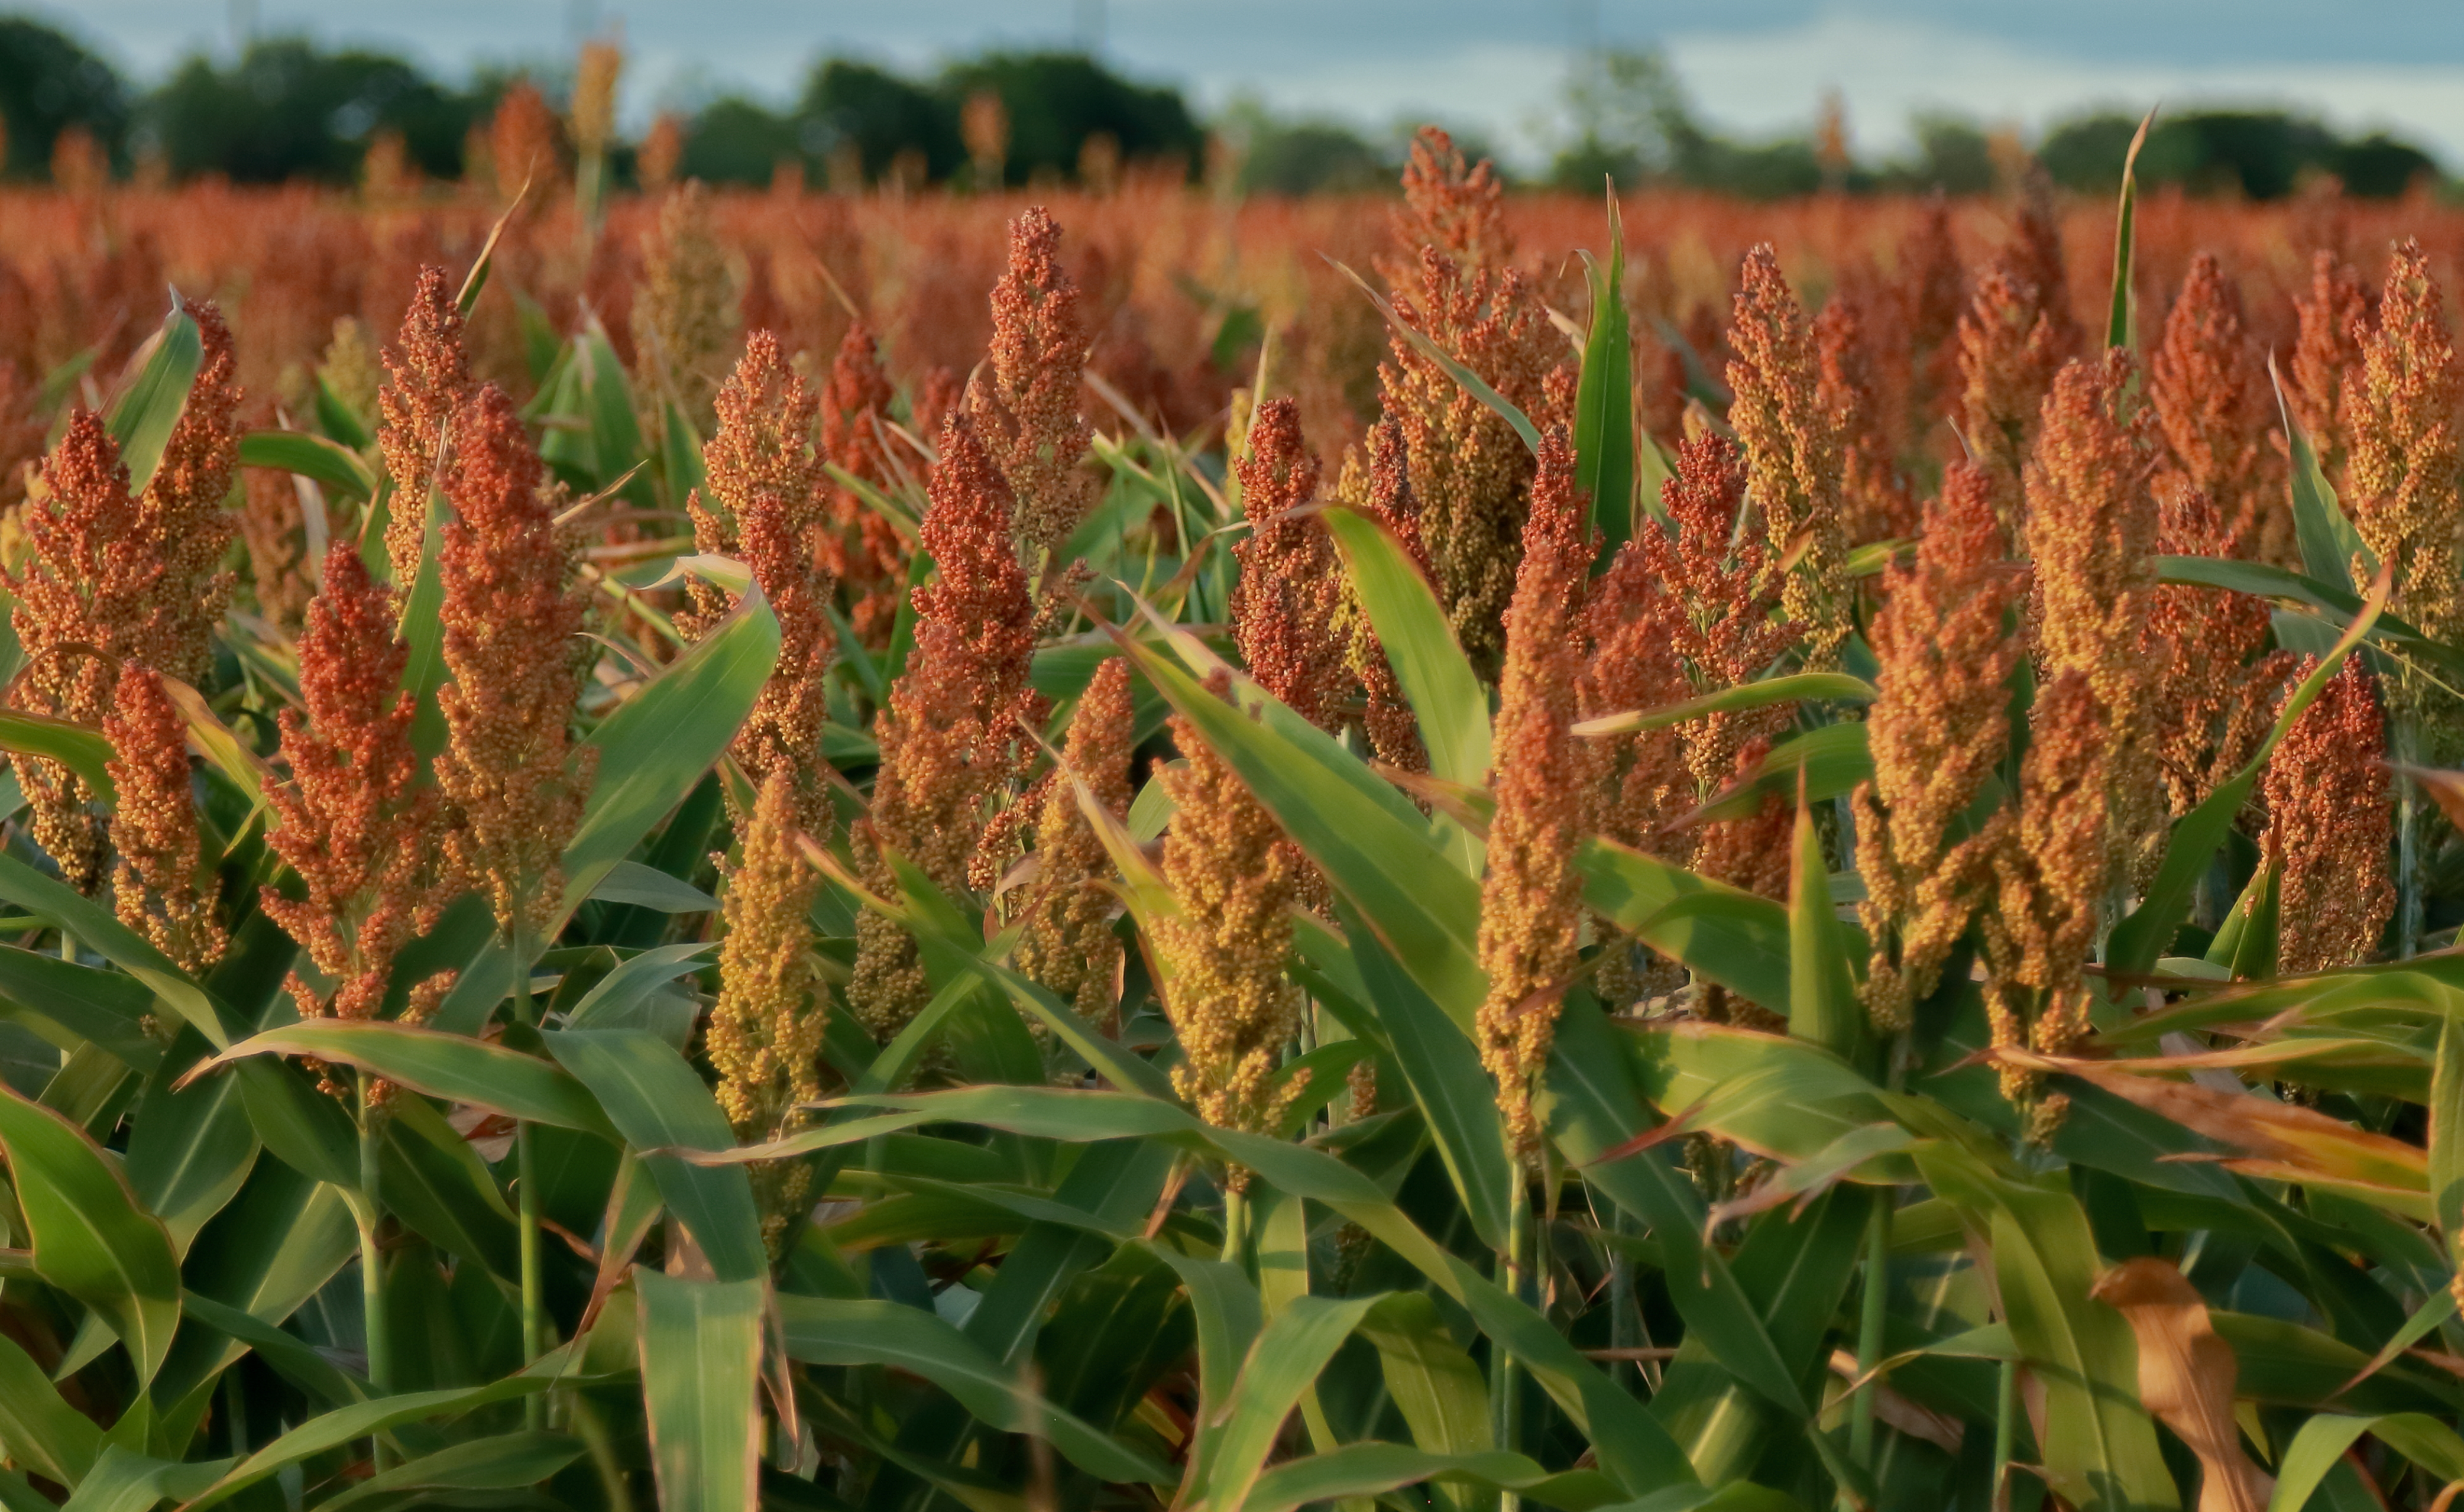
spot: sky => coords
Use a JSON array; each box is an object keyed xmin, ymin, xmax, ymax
[{"xmin": 39, "ymin": 0, "xmax": 2464, "ymax": 167}]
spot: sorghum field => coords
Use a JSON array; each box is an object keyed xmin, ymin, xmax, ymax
[{"xmin": 9, "ymin": 101, "xmax": 2464, "ymax": 1512}]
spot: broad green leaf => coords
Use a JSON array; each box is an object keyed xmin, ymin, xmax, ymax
[
  {"xmin": 1573, "ymin": 672, "xmax": 1873, "ymax": 737},
  {"xmin": 2434, "ymin": 1017, "xmax": 2464, "ymax": 1281},
  {"xmin": 57, "ymin": 1445, "xmax": 227, "ymax": 1512},
  {"xmin": 179, "ymin": 1289, "xmax": 365, "ymax": 1408},
  {"xmin": 236, "ymin": 429, "xmax": 378, "ymax": 498},
  {"xmin": 2157, "ymin": 554, "xmax": 2456, "ymax": 676},
  {"xmin": 1575, "ymin": 196, "xmax": 1635, "ymax": 566},
  {"xmin": 105, "ymin": 302, "xmax": 203, "ymax": 493},
  {"xmin": 777, "ymin": 1296, "xmax": 1178, "ymax": 1485},
  {"xmin": 313, "ymin": 372, "xmax": 373, "ymax": 448},
  {"xmin": 1125, "ymin": 637, "xmax": 1487, "ymax": 1023},
  {"xmin": 1323, "ymin": 507, "xmax": 1490, "ymax": 874},
  {"xmin": 0, "ymin": 1082, "xmax": 181, "ymax": 1386},
  {"xmin": 193, "ymin": 1021, "xmax": 617, "ymax": 1138},
  {"xmin": 124, "ymin": 1047, "xmax": 257, "ymax": 1254},
  {"xmin": 1580, "ymin": 839, "xmax": 1791, "ymax": 1014},
  {"xmin": 589, "ymin": 860, "xmax": 719, "ymax": 914},
  {"xmin": 2204, "ymin": 860, "xmax": 2280, "ymax": 980},
  {"xmin": 2107, "ymin": 109, "xmax": 2153, "ymax": 350},
  {"xmin": 0, "ymin": 946, "xmax": 161, "ymax": 1070},
  {"xmin": 1356, "ymin": 1293, "xmax": 1494, "ymax": 1506},
  {"xmin": 0, "ymin": 1332, "xmax": 101, "ymax": 1485},
  {"xmin": 809, "ymin": 1084, "xmax": 1697, "ymax": 1494},
  {"xmin": 0, "ymin": 854, "xmax": 224, "ymax": 1047},
  {"xmin": 1204, "ymin": 1294, "xmax": 1383, "ymax": 1512},
  {"xmin": 1688, "ymin": 721, "xmax": 1870, "ymax": 823},
  {"xmin": 313, "ymin": 1432, "xmax": 585, "ymax": 1512},
  {"xmin": 559, "ymin": 581, "xmax": 781, "ymax": 911},
  {"xmin": 2109, "ymin": 577, "xmax": 2384, "ymax": 974},
  {"xmin": 0, "ymin": 710, "xmax": 115, "ymax": 802},
  {"xmin": 1917, "ymin": 1147, "xmax": 2177, "ymax": 1510},
  {"xmin": 1786, "ymin": 786, "xmax": 1859, "ymax": 1057},
  {"xmin": 2268, "ymin": 354, "xmax": 2373, "ymax": 595},
  {"xmin": 1341, "ymin": 904, "xmax": 1512, "ymax": 1252},
  {"xmin": 545, "ymin": 1028, "xmax": 768, "ymax": 1283},
  {"xmin": 1246, "ymin": 1447, "xmax": 1633, "ymax": 1512},
  {"xmin": 182, "ymin": 1376, "xmax": 554, "ymax": 1511},
  {"xmin": 661, "ymin": 399, "xmax": 706, "ymax": 507},
  {"xmin": 580, "ymin": 323, "xmax": 649, "ymax": 498},
  {"xmin": 2270, "ymin": 1413, "xmax": 2464, "ymax": 1511},
  {"xmin": 636, "ymin": 1271, "xmax": 764, "ymax": 1512},
  {"xmin": 1141, "ymin": 1244, "xmax": 1262, "ymax": 1478},
  {"xmin": 564, "ymin": 941, "xmax": 714, "ymax": 1029},
  {"xmin": 1539, "ymin": 1005, "xmax": 1819, "ymax": 1422}
]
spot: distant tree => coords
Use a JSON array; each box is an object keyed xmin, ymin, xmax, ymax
[
  {"xmin": 1883, "ymin": 114, "xmax": 1997, "ymax": 195},
  {"xmin": 139, "ymin": 38, "xmax": 480, "ymax": 183},
  {"xmin": 937, "ymin": 51, "xmax": 1201, "ymax": 184},
  {"xmin": 799, "ymin": 60, "xmax": 962, "ymax": 184},
  {"xmin": 0, "ymin": 18, "xmax": 130, "ymax": 179},
  {"xmin": 1219, "ymin": 101, "xmax": 1388, "ymax": 196},
  {"xmin": 679, "ymin": 97, "xmax": 805, "ymax": 186},
  {"xmin": 2042, "ymin": 107, "xmax": 2440, "ymax": 200}
]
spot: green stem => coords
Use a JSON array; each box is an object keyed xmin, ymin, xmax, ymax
[
  {"xmin": 510, "ymin": 919, "xmax": 546, "ymax": 1429},
  {"xmin": 1991, "ymin": 1356, "xmax": 2019, "ymax": 1512},
  {"xmin": 355, "ymin": 1071, "xmax": 392, "ymax": 1468},
  {"xmin": 2400, "ymin": 762, "xmax": 2424, "ymax": 960},
  {"xmin": 1848, "ymin": 1185, "xmax": 1889, "ymax": 1469},
  {"xmin": 1608, "ymin": 1202, "xmax": 1640, "ymax": 1396},
  {"xmin": 1220, "ymin": 1184, "xmax": 1248, "ymax": 1268},
  {"xmin": 1497, "ymin": 1178, "xmax": 1533, "ymax": 1512}
]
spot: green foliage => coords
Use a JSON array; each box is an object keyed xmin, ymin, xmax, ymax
[
  {"xmin": 137, "ymin": 37, "xmax": 487, "ymax": 183},
  {"xmin": 2042, "ymin": 106, "xmax": 2440, "ymax": 199},
  {"xmin": 0, "ymin": 17, "xmax": 129, "ymax": 179}
]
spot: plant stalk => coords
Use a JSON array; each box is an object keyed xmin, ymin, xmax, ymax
[
  {"xmin": 510, "ymin": 918, "xmax": 546, "ymax": 1429},
  {"xmin": 2398, "ymin": 722, "xmax": 2424, "ymax": 959},
  {"xmin": 1497, "ymin": 1177, "xmax": 1534, "ymax": 1512},
  {"xmin": 1991, "ymin": 1355, "xmax": 2019, "ymax": 1512},
  {"xmin": 355, "ymin": 1070, "xmax": 393, "ymax": 1467},
  {"xmin": 1608, "ymin": 1201, "xmax": 1640, "ymax": 1396},
  {"xmin": 1221, "ymin": 1184, "xmax": 1248, "ymax": 1268},
  {"xmin": 1848, "ymin": 1184, "xmax": 1890, "ymax": 1470}
]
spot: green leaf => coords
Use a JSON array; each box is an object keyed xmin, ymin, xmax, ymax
[
  {"xmin": 1340, "ymin": 904, "xmax": 1512, "ymax": 1252},
  {"xmin": 1323, "ymin": 507, "xmax": 1490, "ymax": 875},
  {"xmin": 1244, "ymin": 1445, "xmax": 1625, "ymax": 1512},
  {"xmin": 0, "ymin": 856, "xmax": 224, "ymax": 1047},
  {"xmin": 2107, "ymin": 109, "xmax": 2153, "ymax": 351},
  {"xmin": 124, "ymin": 1046, "xmax": 258, "ymax": 1254},
  {"xmin": 182, "ymin": 1376, "xmax": 553, "ymax": 1511},
  {"xmin": 0, "ymin": 1081, "xmax": 182, "ymax": 1386},
  {"xmin": 2271, "ymin": 1413, "xmax": 2464, "ymax": 1511},
  {"xmin": 1356, "ymin": 1293, "xmax": 1494, "ymax": 1498},
  {"xmin": 0, "ymin": 710, "xmax": 115, "ymax": 803},
  {"xmin": 1916, "ymin": 1148, "xmax": 2177, "ymax": 1510},
  {"xmin": 1687, "ymin": 721, "xmax": 1870, "ymax": 824},
  {"xmin": 559, "ymin": 581, "xmax": 781, "ymax": 911},
  {"xmin": 2268, "ymin": 355, "xmax": 2374, "ymax": 595},
  {"xmin": 590, "ymin": 860, "xmax": 720, "ymax": 914},
  {"xmin": 0, "ymin": 1332, "xmax": 102, "ymax": 1485},
  {"xmin": 106, "ymin": 302, "xmax": 202, "ymax": 493},
  {"xmin": 545, "ymin": 1028, "xmax": 768, "ymax": 1284},
  {"xmin": 1575, "ymin": 198, "xmax": 1635, "ymax": 566},
  {"xmin": 2203, "ymin": 860, "xmax": 2280, "ymax": 980},
  {"xmin": 2434, "ymin": 1016, "xmax": 2464, "ymax": 1277},
  {"xmin": 1580, "ymin": 840, "xmax": 1791, "ymax": 1014},
  {"xmin": 235, "ymin": 429, "xmax": 378, "ymax": 499},
  {"xmin": 1573, "ymin": 672, "xmax": 1874, "ymax": 737},
  {"xmin": 313, "ymin": 372, "xmax": 373, "ymax": 449},
  {"xmin": 1786, "ymin": 787, "xmax": 1860, "ymax": 1056},
  {"xmin": 1124, "ymin": 637, "xmax": 1487, "ymax": 1024},
  {"xmin": 661, "ymin": 400, "xmax": 707, "ymax": 508},
  {"xmin": 1205, "ymin": 1294, "xmax": 1384, "ymax": 1512},
  {"xmin": 1330, "ymin": 258, "xmax": 1541, "ymax": 454},
  {"xmin": 809, "ymin": 1084, "xmax": 1697, "ymax": 1495},
  {"xmin": 636, "ymin": 1271, "xmax": 764, "ymax": 1512},
  {"xmin": 565, "ymin": 941, "xmax": 714, "ymax": 1030},
  {"xmin": 2109, "ymin": 579, "xmax": 2384, "ymax": 974},
  {"xmin": 313, "ymin": 1432, "xmax": 585, "ymax": 1512},
  {"xmin": 193, "ymin": 1021, "xmax": 617, "ymax": 1138},
  {"xmin": 777, "ymin": 1296, "xmax": 1179, "ymax": 1485},
  {"xmin": 1539, "ymin": 1005, "xmax": 1818, "ymax": 1422},
  {"xmin": 0, "ymin": 946, "xmax": 162, "ymax": 1071},
  {"xmin": 1141, "ymin": 1244, "xmax": 1262, "ymax": 1478}
]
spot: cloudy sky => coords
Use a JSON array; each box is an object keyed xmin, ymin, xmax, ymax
[{"xmin": 39, "ymin": 0, "xmax": 2464, "ymax": 166}]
